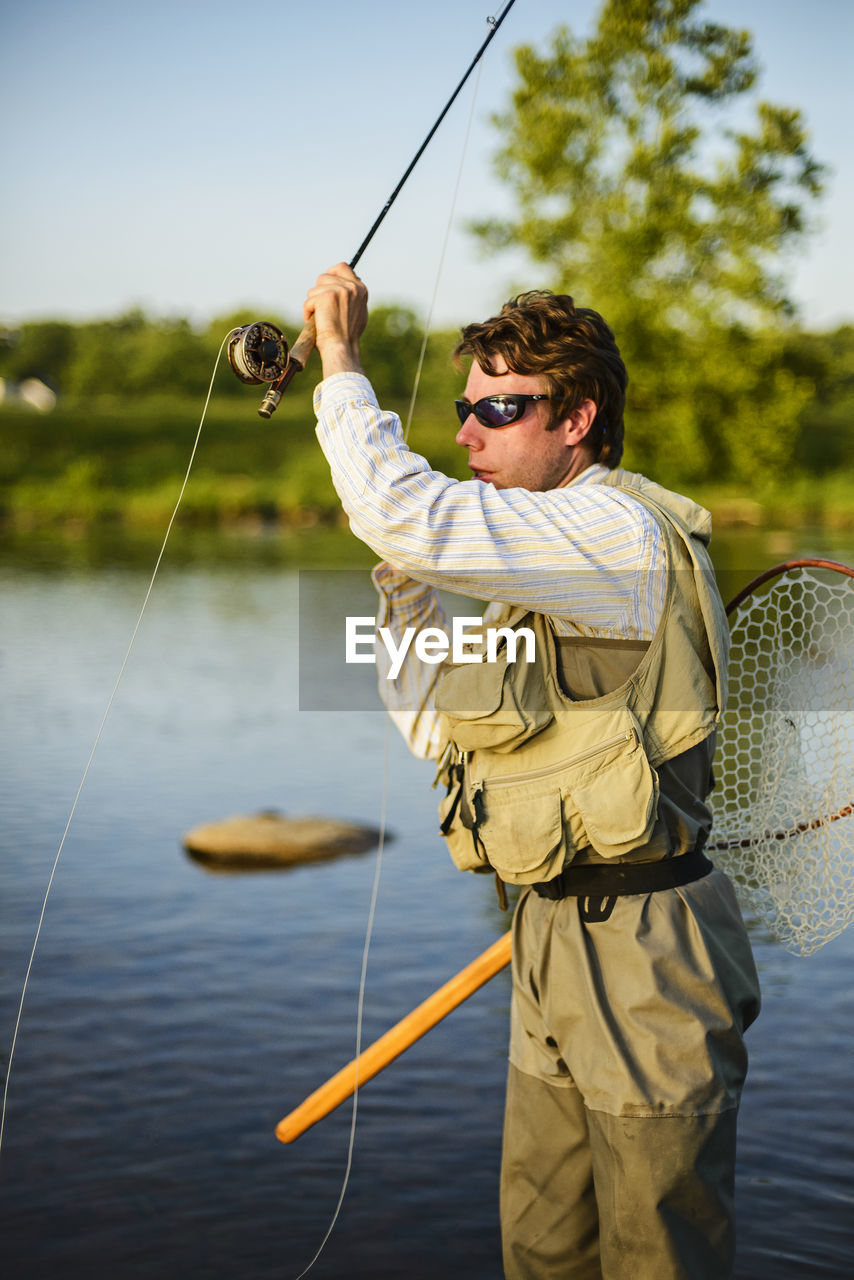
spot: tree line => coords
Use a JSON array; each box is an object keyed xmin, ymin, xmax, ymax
[
  {"xmin": 1, "ymin": 305, "xmax": 851, "ymax": 482},
  {"xmin": 0, "ymin": 304, "xmax": 462, "ymax": 405}
]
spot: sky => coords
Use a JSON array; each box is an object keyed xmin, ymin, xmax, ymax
[{"xmin": 1, "ymin": 0, "xmax": 852, "ymax": 333}]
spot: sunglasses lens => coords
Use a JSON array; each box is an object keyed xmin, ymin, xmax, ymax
[{"xmin": 478, "ymin": 395, "xmax": 523, "ymax": 427}]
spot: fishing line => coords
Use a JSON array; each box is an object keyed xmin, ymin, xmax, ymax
[
  {"xmin": 293, "ymin": 32, "xmax": 489, "ymax": 1279},
  {"xmin": 0, "ymin": 331, "xmax": 234, "ymax": 1157},
  {"xmin": 293, "ymin": 723, "xmax": 390, "ymax": 1280}
]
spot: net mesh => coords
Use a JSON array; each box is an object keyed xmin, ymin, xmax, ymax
[{"xmin": 709, "ymin": 564, "xmax": 854, "ymax": 955}]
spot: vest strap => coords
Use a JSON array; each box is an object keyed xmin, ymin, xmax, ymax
[{"xmin": 532, "ymin": 847, "xmax": 713, "ymax": 902}]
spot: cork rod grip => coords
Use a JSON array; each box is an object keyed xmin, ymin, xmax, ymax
[{"xmin": 287, "ymin": 316, "xmax": 317, "ymax": 371}]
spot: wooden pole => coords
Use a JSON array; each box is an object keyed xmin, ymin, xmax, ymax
[{"xmin": 276, "ymin": 930, "xmax": 512, "ymax": 1143}]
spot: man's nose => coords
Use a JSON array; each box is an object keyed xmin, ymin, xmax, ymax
[{"xmin": 455, "ymin": 414, "xmax": 484, "ymax": 449}]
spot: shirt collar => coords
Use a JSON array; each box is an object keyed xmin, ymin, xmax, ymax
[{"xmin": 567, "ymin": 462, "xmax": 610, "ymax": 488}]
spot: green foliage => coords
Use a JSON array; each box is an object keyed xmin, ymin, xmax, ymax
[
  {"xmin": 0, "ymin": 306, "xmax": 464, "ymax": 410},
  {"xmin": 471, "ymin": 0, "xmax": 826, "ymax": 482},
  {"xmin": 785, "ymin": 325, "xmax": 854, "ymax": 473},
  {"xmin": 0, "ymin": 310, "xmax": 215, "ymax": 401},
  {"xmin": 0, "ymin": 320, "xmax": 76, "ymax": 390},
  {"xmin": 359, "ymin": 305, "xmax": 426, "ymax": 400},
  {"xmin": 69, "ymin": 312, "xmax": 219, "ymax": 400}
]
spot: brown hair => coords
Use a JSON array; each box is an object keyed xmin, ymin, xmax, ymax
[{"xmin": 455, "ymin": 290, "xmax": 626, "ymax": 467}]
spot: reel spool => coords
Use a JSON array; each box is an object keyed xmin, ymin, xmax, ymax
[{"xmin": 227, "ymin": 322, "xmax": 289, "ymax": 386}]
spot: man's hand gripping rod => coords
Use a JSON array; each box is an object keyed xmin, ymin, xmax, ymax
[{"xmin": 225, "ymin": 2, "xmax": 518, "ymax": 418}]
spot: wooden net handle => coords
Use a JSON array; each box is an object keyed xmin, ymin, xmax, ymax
[{"xmin": 276, "ymin": 931, "xmax": 511, "ymax": 1143}]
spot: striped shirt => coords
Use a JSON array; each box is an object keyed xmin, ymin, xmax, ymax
[{"xmin": 314, "ymin": 373, "xmax": 667, "ymax": 758}]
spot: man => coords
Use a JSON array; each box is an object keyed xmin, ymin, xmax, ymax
[{"xmin": 304, "ymin": 262, "xmax": 760, "ymax": 1279}]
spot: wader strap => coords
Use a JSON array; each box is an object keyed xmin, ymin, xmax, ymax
[
  {"xmin": 532, "ymin": 846, "xmax": 713, "ymax": 905},
  {"xmin": 579, "ymin": 896, "xmax": 618, "ymax": 923}
]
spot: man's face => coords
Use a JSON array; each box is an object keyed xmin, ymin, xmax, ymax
[{"xmin": 456, "ymin": 360, "xmax": 593, "ymax": 492}]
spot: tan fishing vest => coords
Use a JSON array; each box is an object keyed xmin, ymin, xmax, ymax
[{"xmin": 433, "ymin": 469, "xmax": 730, "ymax": 886}]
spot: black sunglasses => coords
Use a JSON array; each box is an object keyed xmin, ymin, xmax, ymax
[{"xmin": 454, "ymin": 393, "xmax": 551, "ymax": 429}]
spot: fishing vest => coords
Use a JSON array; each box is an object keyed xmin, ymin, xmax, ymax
[{"xmin": 433, "ymin": 469, "xmax": 730, "ymax": 886}]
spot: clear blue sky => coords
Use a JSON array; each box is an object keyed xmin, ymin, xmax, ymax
[{"xmin": 1, "ymin": 0, "xmax": 851, "ymax": 331}]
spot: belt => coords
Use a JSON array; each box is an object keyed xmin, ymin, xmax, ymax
[{"xmin": 531, "ymin": 846, "xmax": 713, "ymax": 916}]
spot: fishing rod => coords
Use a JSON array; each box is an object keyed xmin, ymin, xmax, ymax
[{"xmin": 226, "ymin": 0, "xmax": 518, "ymax": 419}]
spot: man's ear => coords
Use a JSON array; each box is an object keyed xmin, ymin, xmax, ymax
[{"xmin": 557, "ymin": 399, "xmax": 598, "ymax": 446}]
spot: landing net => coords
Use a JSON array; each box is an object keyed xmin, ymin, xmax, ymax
[{"xmin": 709, "ymin": 561, "xmax": 854, "ymax": 956}]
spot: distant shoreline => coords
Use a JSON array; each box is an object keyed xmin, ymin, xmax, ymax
[{"xmin": 2, "ymin": 399, "xmax": 853, "ymax": 537}]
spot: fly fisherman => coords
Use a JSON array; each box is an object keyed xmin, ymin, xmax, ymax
[{"xmin": 303, "ymin": 262, "xmax": 760, "ymax": 1280}]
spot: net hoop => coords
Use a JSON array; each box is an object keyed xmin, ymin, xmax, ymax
[{"xmin": 725, "ymin": 558, "xmax": 854, "ymax": 616}]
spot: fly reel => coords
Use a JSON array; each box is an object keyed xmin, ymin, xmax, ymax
[
  {"xmin": 227, "ymin": 322, "xmax": 289, "ymax": 386},
  {"xmin": 227, "ymin": 319, "xmax": 317, "ymax": 418}
]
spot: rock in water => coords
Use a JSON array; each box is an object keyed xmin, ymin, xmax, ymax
[{"xmin": 182, "ymin": 811, "xmax": 385, "ymax": 871}]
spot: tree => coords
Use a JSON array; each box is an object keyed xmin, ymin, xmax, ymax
[
  {"xmin": 65, "ymin": 311, "xmax": 148, "ymax": 400},
  {"xmin": 358, "ymin": 305, "xmax": 426, "ymax": 402},
  {"xmin": 473, "ymin": 0, "xmax": 824, "ymax": 484},
  {"xmin": 787, "ymin": 326, "xmax": 854, "ymax": 473},
  {"xmin": 124, "ymin": 317, "xmax": 212, "ymax": 398},
  {"xmin": 0, "ymin": 320, "xmax": 76, "ymax": 392}
]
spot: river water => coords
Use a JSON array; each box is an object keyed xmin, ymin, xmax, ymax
[{"xmin": 1, "ymin": 527, "xmax": 853, "ymax": 1278}]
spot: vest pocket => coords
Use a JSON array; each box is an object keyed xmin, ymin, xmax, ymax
[
  {"xmin": 435, "ymin": 647, "xmax": 551, "ymax": 754},
  {"xmin": 471, "ymin": 780, "xmax": 567, "ymax": 882},
  {"xmin": 570, "ymin": 739, "xmax": 659, "ymax": 859},
  {"xmin": 466, "ymin": 711, "xmax": 660, "ymax": 881}
]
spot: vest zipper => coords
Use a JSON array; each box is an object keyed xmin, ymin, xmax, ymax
[{"xmin": 470, "ymin": 729, "xmax": 635, "ymax": 796}]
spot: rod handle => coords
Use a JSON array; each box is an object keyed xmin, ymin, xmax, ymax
[
  {"xmin": 257, "ymin": 317, "xmax": 317, "ymax": 419},
  {"xmin": 288, "ymin": 315, "xmax": 317, "ymax": 370}
]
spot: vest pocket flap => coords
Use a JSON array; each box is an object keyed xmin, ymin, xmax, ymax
[
  {"xmin": 477, "ymin": 785, "xmax": 566, "ymax": 883},
  {"xmin": 435, "ymin": 657, "xmax": 506, "ymax": 718},
  {"xmin": 571, "ymin": 743, "xmax": 659, "ymax": 859},
  {"xmin": 435, "ymin": 653, "xmax": 551, "ymax": 753}
]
